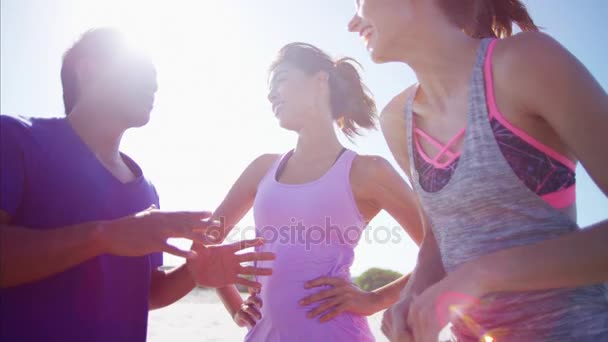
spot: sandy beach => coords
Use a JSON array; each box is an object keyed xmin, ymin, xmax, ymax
[{"xmin": 148, "ymin": 288, "xmax": 388, "ymax": 341}]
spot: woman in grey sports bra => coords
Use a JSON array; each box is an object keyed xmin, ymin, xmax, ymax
[{"xmin": 347, "ymin": 0, "xmax": 608, "ymax": 341}]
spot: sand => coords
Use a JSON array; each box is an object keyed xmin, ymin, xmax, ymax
[{"xmin": 148, "ymin": 288, "xmax": 388, "ymax": 341}]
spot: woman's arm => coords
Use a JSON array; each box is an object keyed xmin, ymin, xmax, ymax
[
  {"xmin": 379, "ymin": 87, "xmax": 449, "ymax": 340},
  {"xmin": 217, "ymin": 285, "xmax": 247, "ymax": 321},
  {"xmin": 350, "ymin": 155, "xmax": 431, "ymax": 307},
  {"xmin": 206, "ymin": 154, "xmax": 278, "ymax": 320},
  {"xmin": 203, "ymin": 154, "xmax": 279, "ymax": 243},
  {"xmin": 470, "ymin": 31, "xmax": 608, "ymax": 294},
  {"xmin": 370, "ymin": 224, "xmax": 446, "ymax": 319},
  {"xmin": 359, "ymin": 155, "xmax": 425, "ymax": 245},
  {"xmin": 378, "ymin": 88, "xmax": 449, "ymax": 296},
  {"xmin": 458, "ymin": 220, "xmax": 608, "ymax": 297},
  {"xmin": 382, "ymin": 228, "xmax": 445, "ymax": 341}
]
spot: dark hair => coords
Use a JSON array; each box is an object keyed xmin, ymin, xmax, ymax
[
  {"xmin": 60, "ymin": 28, "xmax": 126, "ymax": 115},
  {"xmin": 439, "ymin": 0, "xmax": 539, "ymax": 38},
  {"xmin": 270, "ymin": 43, "xmax": 377, "ymax": 138}
]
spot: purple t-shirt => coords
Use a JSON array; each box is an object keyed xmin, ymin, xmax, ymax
[{"xmin": 0, "ymin": 115, "xmax": 163, "ymax": 342}]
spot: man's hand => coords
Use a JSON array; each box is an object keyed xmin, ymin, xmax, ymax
[{"xmin": 99, "ymin": 207, "xmax": 217, "ymax": 259}]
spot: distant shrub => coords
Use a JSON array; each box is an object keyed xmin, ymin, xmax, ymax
[{"xmin": 355, "ymin": 268, "xmax": 402, "ymax": 292}]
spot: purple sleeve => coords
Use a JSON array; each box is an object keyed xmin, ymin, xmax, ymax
[
  {"xmin": 0, "ymin": 116, "xmax": 27, "ymax": 217},
  {"xmin": 150, "ymin": 252, "xmax": 164, "ymax": 270},
  {"xmin": 149, "ymin": 185, "xmax": 163, "ymax": 269}
]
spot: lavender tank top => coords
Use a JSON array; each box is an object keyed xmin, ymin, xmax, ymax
[
  {"xmin": 405, "ymin": 38, "xmax": 608, "ymax": 341},
  {"xmin": 245, "ymin": 149, "xmax": 374, "ymax": 341}
]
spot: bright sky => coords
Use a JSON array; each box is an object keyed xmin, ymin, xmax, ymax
[{"xmin": 1, "ymin": 0, "xmax": 606, "ymax": 276}]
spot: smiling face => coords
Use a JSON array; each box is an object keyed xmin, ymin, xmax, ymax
[
  {"xmin": 347, "ymin": 0, "xmax": 440, "ymax": 63},
  {"xmin": 267, "ymin": 62, "xmax": 331, "ymax": 133},
  {"xmin": 266, "ymin": 42, "xmax": 377, "ymax": 138}
]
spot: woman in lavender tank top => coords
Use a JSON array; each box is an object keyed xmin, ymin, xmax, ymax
[
  {"xmin": 207, "ymin": 43, "xmax": 427, "ymax": 341},
  {"xmin": 347, "ymin": 0, "xmax": 608, "ymax": 341}
]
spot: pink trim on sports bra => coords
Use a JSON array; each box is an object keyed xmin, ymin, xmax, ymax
[
  {"xmin": 411, "ymin": 39, "xmax": 576, "ymax": 209},
  {"xmin": 413, "ymin": 121, "xmax": 464, "ymax": 169},
  {"xmin": 541, "ymin": 185, "xmax": 576, "ymax": 209},
  {"xmin": 483, "ymin": 39, "xmax": 576, "ymax": 171}
]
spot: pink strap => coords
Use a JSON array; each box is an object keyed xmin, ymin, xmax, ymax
[
  {"xmin": 413, "ymin": 119, "xmax": 464, "ymax": 168},
  {"xmin": 541, "ymin": 185, "xmax": 576, "ymax": 209},
  {"xmin": 430, "ymin": 129, "xmax": 466, "ymax": 163},
  {"xmin": 483, "ymin": 39, "xmax": 576, "ymax": 171},
  {"xmin": 414, "ymin": 137, "xmax": 461, "ymax": 168},
  {"xmin": 414, "ymin": 128, "xmax": 459, "ymax": 159}
]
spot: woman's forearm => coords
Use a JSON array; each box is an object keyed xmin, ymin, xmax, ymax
[
  {"xmin": 371, "ymin": 273, "xmax": 411, "ymax": 310},
  {"xmin": 463, "ymin": 220, "xmax": 608, "ymax": 296},
  {"xmin": 149, "ymin": 265, "xmax": 196, "ymax": 310},
  {"xmin": 216, "ymin": 286, "xmax": 244, "ymax": 319},
  {"xmin": 403, "ymin": 230, "xmax": 447, "ymax": 297}
]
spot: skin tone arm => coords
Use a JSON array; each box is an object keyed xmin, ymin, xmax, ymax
[
  {"xmin": 149, "ymin": 262, "xmax": 197, "ymax": 310},
  {"xmin": 382, "ymin": 87, "xmax": 447, "ymax": 292},
  {"xmin": 0, "ymin": 208, "xmax": 212, "ymax": 288},
  {"xmin": 408, "ymin": 32, "xmax": 608, "ymax": 341},
  {"xmin": 378, "ymin": 86, "xmax": 447, "ymax": 341},
  {"xmin": 207, "ymin": 154, "xmax": 279, "ymax": 327}
]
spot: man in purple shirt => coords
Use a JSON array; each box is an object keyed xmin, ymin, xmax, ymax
[{"xmin": 0, "ymin": 28, "xmax": 274, "ymax": 341}]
